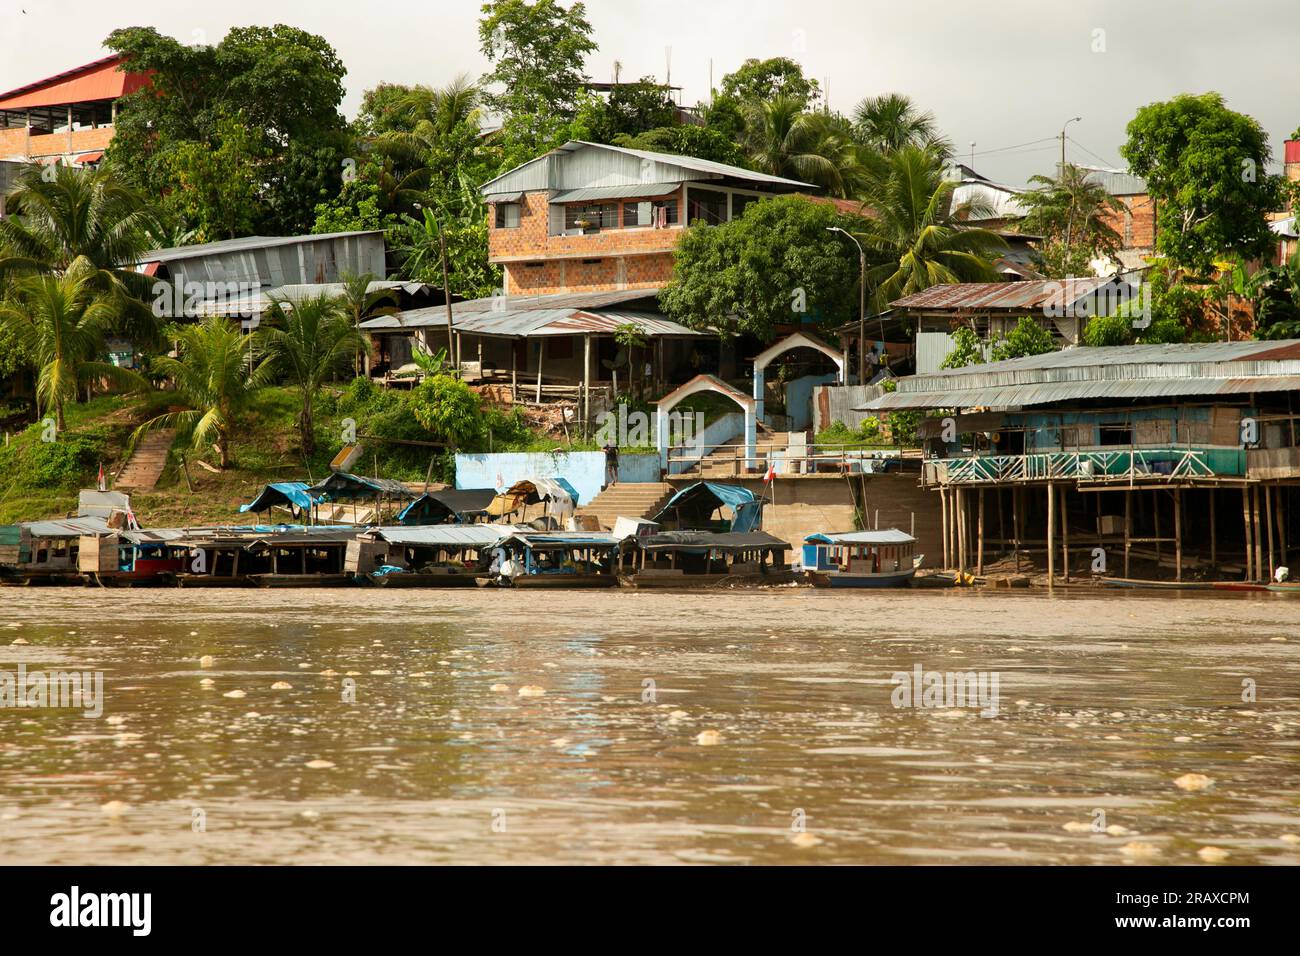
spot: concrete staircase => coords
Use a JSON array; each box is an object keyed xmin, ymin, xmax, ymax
[
  {"xmin": 113, "ymin": 429, "xmax": 175, "ymax": 492},
  {"xmin": 574, "ymin": 481, "xmax": 675, "ymax": 531}
]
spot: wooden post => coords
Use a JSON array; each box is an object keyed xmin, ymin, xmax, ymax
[
  {"xmin": 1046, "ymin": 482, "xmax": 1055, "ymax": 585},
  {"xmin": 1209, "ymin": 490, "xmax": 1217, "ymax": 570},
  {"xmin": 977, "ymin": 489, "xmax": 985, "ymax": 576},
  {"xmin": 1276, "ymin": 485, "xmax": 1287, "ymax": 570},
  {"xmin": 535, "ymin": 340, "xmax": 544, "ymax": 404},
  {"xmin": 1124, "ymin": 488, "xmax": 1131, "ymax": 578},
  {"xmin": 1266, "ymin": 484, "xmax": 1276, "ymax": 582},
  {"xmin": 511, "ymin": 341, "xmax": 517, "ymax": 401},
  {"xmin": 955, "ymin": 487, "xmax": 964, "ymax": 570},
  {"xmin": 940, "ymin": 487, "xmax": 949, "ymax": 570},
  {"xmin": 1153, "ymin": 490, "xmax": 1161, "ymax": 566},
  {"xmin": 1174, "ymin": 487, "xmax": 1182, "ymax": 582},
  {"xmin": 1253, "ymin": 486, "xmax": 1264, "ymax": 582},
  {"xmin": 1243, "ymin": 486, "xmax": 1254, "ymax": 582},
  {"xmin": 1013, "ymin": 486, "xmax": 1022, "ymax": 573},
  {"xmin": 582, "ymin": 333, "xmax": 592, "ymax": 441},
  {"xmin": 1060, "ymin": 484, "xmax": 1069, "ymax": 582}
]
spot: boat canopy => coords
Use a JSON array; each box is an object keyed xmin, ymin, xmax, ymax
[
  {"xmin": 396, "ymin": 488, "xmax": 497, "ymax": 525},
  {"xmin": 371, "ymin": 525, "xmax": 514, "ymax": 548},
  {"xmin": 652, "ymin": 482, "xmax": 762, "ymax": 533},
  {"xmin": 805, "ymin": 529, "xmax": 916, "ymax": 546},
  {"xmin": 487, "ymin": 478, "xmax": 579, "ymax": 518},
  {"xmin": 499, "ymin": 531, "xmax": 624, "ymax": 552},
  {"xmin": 239, "ymin": 481, "xmax": 314, "ymax": 513},
  {"xmin": 308, "ymin": 472, "xmax": 416, "ymax": 503},
  {"xmin": 640, "ymin": 530, "xmax": 790, "ymax": 554}
]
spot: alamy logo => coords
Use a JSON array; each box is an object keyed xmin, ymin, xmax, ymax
[
  {"xmin": 890, "ymin": 663, "xmax": 1000, "ymax": 718},
  {"xmin": 152, "ymin": 279, "xmax": 263, "ymax": 320},
  {"xmin": 0, "ymin": 664, "xmax": 103, "ymax": 718},
  {"xmin": 1041, "ymin": 280, "xmax": 1153, "ymax": 329},
  {"xmin": 49, "ymin": 886, "xmax": 151, "ymax": 936},
  {"xmin": 594, "ymin": 405, "xmax": 705, "ymax": 449}
]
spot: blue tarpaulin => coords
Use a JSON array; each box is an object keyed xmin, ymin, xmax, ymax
[
  {"xmin": 239, "ymin": 482, "xmax": 314, "ymax": 513},
  {"xmin": 652, "ymin": 482, "xmax": 762, "ymax": 533}
]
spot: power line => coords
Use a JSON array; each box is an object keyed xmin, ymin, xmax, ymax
[
  {"xmin": 1066, "ymin": 136, "xmax": 1122, "ymax": 169},
  {"xmin": 969, "ymin": 136, "xmax": 1058, "ymax": 158}
]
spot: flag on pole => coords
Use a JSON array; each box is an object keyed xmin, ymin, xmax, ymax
[
  {"xmin": 763, "ymin": 461, "xmax": 776, "ymax": 483},
  {"xmin": 97, "ymin": 463, "xmax": 106, "ymax": 492}
]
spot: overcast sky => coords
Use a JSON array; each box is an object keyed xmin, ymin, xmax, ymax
[{"xmin": 3, "ymin": 0, "xmax": 1297, "ymax": 184}]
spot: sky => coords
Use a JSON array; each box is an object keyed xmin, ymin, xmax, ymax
[{"xmin": 2, "ymin": 0, "xmax": 1298, "ymax": 185}]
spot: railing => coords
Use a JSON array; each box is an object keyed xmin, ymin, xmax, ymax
[
  {"xmin": 923, "ymin": 447, "xmax": 1229, "ymax": 486},
  {"xmin": 666, "ymin": 441, "xmax": 910, "ymax": 478}
]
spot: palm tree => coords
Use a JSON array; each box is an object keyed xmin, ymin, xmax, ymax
[
  {"xmin": 854, "ymin": 146, "xmax": 1007, "ymax": 309},
  {"xmin": 0, "ymin": 258, "xmax": 148, "ymax": 430},
  {"xmin": 740, "ymin": 96, "xmax": 863, "ymax": 197},
  {"xmin": 852, "ymin": 93, "xmax": 950, "ymax": 156},
  {"xmin": 337, "ymin": 272, "xmax": 398, "ymax": 375},
  {"xmin": 133, "ymin": 318, "xmax": 271, "ymax": 469},
  {"xmin": 0, "ymin": 163, "xmax": 163, "ymax": 346},
  {"xmin": 259, "ymin": 293, "xmax": 371, "ymax": 456},
  {"xmin": 1018, "ymin": 164, "xmax": 1123, "ymax": 276}
]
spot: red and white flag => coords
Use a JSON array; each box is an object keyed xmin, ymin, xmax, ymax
[
  {"xmin": 97, "ymin": 464, "xmax": 106, "ymax": 492},
  {"xmin": 763, "ymin": 462, "xmax": 776, "ymax": 483}
]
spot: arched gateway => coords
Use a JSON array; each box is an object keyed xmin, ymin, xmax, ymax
[
  {"xmin": 655, "ymin": 374, "xmax": 757, "ymax": 471},
  {"xmin": 751, "ymin": 331, "xmax": 848, "ymax": 422}
]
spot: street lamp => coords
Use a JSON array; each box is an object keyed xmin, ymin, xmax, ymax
[
  {"xmin": 1060, "ymin": 116, "xmax": 1082, "ymax": 171},
  {"xmin": 827, "ymin": 226, "xmax": 867, "ymax": 384}
]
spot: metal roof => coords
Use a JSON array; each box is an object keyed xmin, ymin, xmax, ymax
[
  {"xmin": 890, "ymin": 277, "xmax": 1132, "ymax": 312},
  {"xmin": 20, "ymin": 516, "xmax": 111, "ymax": 538},
  {"xmin": 1072, "ymin": 165, "xmax": 1148, "ymax": 196},
  {"xmin": 859, "ymin": 341, "xmax": 1300, "ymax": 411},
  {"xmin": 549, "ymin": 183, "xmax": 682, "ymax": 203},
  {"xmin": 308, "ymin": 472, "xmax": 416, "ymax": 502},
  {"xmin": 0, "ymin": 55, "xmax": 150, "ymax": 110},
  {"xmin": 193, "ymin": 281, "xmax": 426, "ymax": 318},
  {"xmin": 805, "ymin": 529, "xmax": 915, "ymax": 545},
  {"xmin": 140, "ymin": 232, "xmax": 385, "ymax": 264},
  {"xmin": 640, "ymin": 531, "xmax": 791, "ymax": 552},
  {"xmin": 361, "ymin": 288, "xmax": 658, "ymax": 329},
  {"xmin": 372, "ymin": 525, "xmax": 513, "ymax": 547}
]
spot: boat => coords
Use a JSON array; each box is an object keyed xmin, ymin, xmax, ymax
[
  {"xmin": 78, "ymin": 530, "xmax": 189, "ymax": 587},
  {"xmin": 800, "ymin": 530, "xmax": 921, "ymax": 588},
  {"xmin": 1099, "ymin": 577, "xmax": 1212, "ymax": 591},
  {"xmin": 619, "ymin": 530, "xmax": 794, "ymax": 588},
  {"xmin": 1265, "ymin": 581, "xmax": 1300, "ymax": 594},
  {"xmin": 248, "ymin": 572, "xmax": 353, "ymax": 588},
  {"xmin": 487, "ymin": 532, "xmax": 626, "ymax": 588},
  {"xmin": 348, "ymin": 525, "xmax": 516, "ymax": 587}
]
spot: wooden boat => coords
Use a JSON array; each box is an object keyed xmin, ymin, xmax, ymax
[
  {"xmin": 1212, "ymin": 581, "xmax": 1268, "ymax": 592},
  {"xmin": 175, "ymin": 573, "xmax": 250, "ymax": 588},
  {"xmin": 801, "ymin": 530, "xmax": 920, "ymax": 588},
  {"xmin": 487, "ymin": 531, "xmax": 625, "ymax": 588},
  {"xmin": 1099, "ymin": 577, "xmax": 1211, "ymax": 591},
  {"xmin": 348, "ymin": 526, "xmax": 513, "ymax": 587},
  {"xmin": 367, "ymin": 568, "xmax": 482, "ymax": 587},
  {"xmin": 1265, "ymin": 581, "xmax": 1300, "ymax": 594},
  {"xmin": 619, "ymin": 530, "xmax": 794, "ymax": 588},
  {"xmin": 501, "ymin": 571, "xmax": 619, "ymax": 589},
  {"xmin": 248, "ymin": 572, "xmax": 353, "ymax": 588}
]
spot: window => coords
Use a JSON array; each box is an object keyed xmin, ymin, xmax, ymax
[
  {"xmin": 1099, "ymin": 424, "xmax": 1132, "ymax": 447},
  {"xmin": 494, "ymin": 203, "xmax": 521, "ymax": 229},
  {"xmin": 623, "ymin": 199, "xmax": 679, "ymax": 228},
  {"xmin": 732, "ymin": 193, "xmax": 760, "ymax": 219},
  {"xmin": 687, "ymin": 188, "xmax": 728, "ymax": 225},
  {"xmin": 565, "ymin": 203, "xmax": 618, "ymax": 232}
]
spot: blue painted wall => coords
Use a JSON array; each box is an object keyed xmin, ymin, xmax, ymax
[
  {"xmin": 455, "ymin": 452, "xmax": 661, "ymax": 505},
  {"xmin": 783, "ymin": 373, "xmax": 840, "ymax": 431}
]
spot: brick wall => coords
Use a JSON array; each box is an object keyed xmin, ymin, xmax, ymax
[
  {"xmin": 0, "ymin": 125, "xmax": 115, "ymax": 161},
  {"xmin": 1099, "ymin": 193, "xmax": 1156, "ymax": 252},
  {"xmin": 492, "ymin": 188, "xmax": 684, "ymax": 295}
]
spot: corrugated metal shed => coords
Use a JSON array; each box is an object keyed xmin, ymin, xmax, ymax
[
  {"xmin": 859, "ymin": 341, "xmax": 1300, "ymax": 410},
  {"xmin": 361, "ymin": 288, "xmax": 659, "ymax": 330},
  {"xmin": 21, "ymin": 516, "xmax": 110, "ymax": 537},
  {"xmin": 193, "ymin": 280, "xmax": 427, "ymax": 319},
  {"xmin": 138, "ymin": 232, "xmax": 387, "ymax": 291}
]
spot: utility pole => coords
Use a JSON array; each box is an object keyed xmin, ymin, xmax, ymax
[
  {"xmin": 1060, "ymin": 116, "xmax": 1082, "ymax": 173},
  {"xmin": 828, "ymin": 227, "xmax": 867, "ymax": 384}
]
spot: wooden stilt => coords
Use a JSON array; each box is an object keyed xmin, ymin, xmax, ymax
[
  {"xmin": 1124, "ymin": 488, "xmax": 1132, "ymax": 578},
  {"xmin": 1060, "ymin": 484, "xmax": 1069, "ymax": 582},
  {"xmin": 940, "ymin": 487, "xmax": 949, "ymax": 570},
  {"xmin": 1209, "ymin": 490, "xmax": 1217, "ymax": 570},
  {"xmin": 977, "ymin": 489, "xmax": 985, "ymax": 576},
  {"xmin": 1266, "ymin": 484, "xmax": 1276, "ymax": 582},
  {"xmin": 535, "ymin": 340, "xmax": 544, "ymax": 403},
  {"xmin": 996, "ymin": 488, "xmax": 1006, "ymax": 562},
  {"xmin": 1154, "ymin": 490, "xmax": 1161, "ymax": 565},
  {"xmin": 1174, "ymin": 487, "xmax": 1182, "ymax": 582},
  {"xmin": 956, "ymin": 487, "xmax": 966, "ymax": 570},
  {"xmin": 1253, "ymin": 486, "xmax": 1264, "ymax": 583},
  {"xmin": 1013, "ymin": 486, "xmax": 1022, "ymax": 573},
  {"xmin": 1243, "ymin": 486, "xmax": 1254, "ymax": 582},
  {"xmin": 1046, "ymin": 481, "xmax": 1055, "ymax": 586}
]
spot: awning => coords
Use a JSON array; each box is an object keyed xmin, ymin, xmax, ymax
[
  {"xmin": 487, "ymin": 478, "xmax": 579, "ymax": 517},
  {"xmin": 652, "ymin": 482, "xmax": 762, "ymax": 533},
  {"xmin": 640, "ymin": 531, "xmax": 790, "ymax": 553},
  {"xmin": 915, "ymin": 413, "xmax": 1005, "ymax": 438},
  {"xmin": 549, "ymin": 183, "xmax": 681, "ymax": 203},
  {"xmin": 396, "ymin": 488, "xmax": 498, "ymax": 525},
  {"xmin": 805, "ymin": 529, "xmax": 915, "ymax": 546},
  {"xmin": 307, "ymin": 472, "xmax": 416, "ymax": 503},
  {"xmin": 239, "ymin": 482, "xmax": 314, "ymax": 513},
  {"xmin": 73, "ymin": 151, "xmax": 104, "ymax": 165}
]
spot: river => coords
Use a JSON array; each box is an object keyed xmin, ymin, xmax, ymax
[{"xmin": 1, "ymin": 588, "xmax": 1297, "ymax": 865}]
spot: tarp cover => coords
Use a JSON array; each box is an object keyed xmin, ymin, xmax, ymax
[
  {"xmin": 652, "ymin": 482, "xmax": 762, "ymax": 533},
  {"xmin": 308, "ymin": 472, "xmax": 415, "ymax": 503},
  {"xmin": 640, "ymin": 531, "xmax": 790, "ymax": 553},
  {"xmin": 396, "ymin": 488, "xmax": 497, "ymax": 525},
  {"xmin": 239, "ymin": 482, "xmax": 314, "ymax": 513},
  {"xmin": 805, "ymin": 529, "xmax": 915, "ymax": 546}
]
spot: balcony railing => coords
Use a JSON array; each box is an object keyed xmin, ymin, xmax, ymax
[{"xmin": 922, "ymin": 447, "xmax": 1239, "ymax": 486}]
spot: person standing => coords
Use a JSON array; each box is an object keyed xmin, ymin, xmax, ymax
[{"xmin": 604, "ymin": 441, "xmax": 620, "ymax": 487}]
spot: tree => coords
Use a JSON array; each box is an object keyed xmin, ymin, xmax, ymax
[
  {"xmin": 719, "ymin": 57, "xmax": 820, "ymax": 109},
  {"xmin": 105, "ymin": 25, "xmax": 349, "ymax": 235},
  {"xmin": 478, "ymin": 0, "xmax": 597, "ymax": 150},
  {"xmin": 1018, "ymin": 164, "xmax": 1123, "ymax": 278},
  {"xmin": 740, "ymin": 97, "xmax": 862, "ymax": 197},
  {"xmin": 940, "ymin": 326, "xmax": 985, "ymax": 369},
  {"xmin": 588, "ymin": 77, "xmax": 677, "ymax": 142},
  {"xmin": 410, "ymin": 373, "xmax": 485, "ymax": 448},
  {"xmin": 163, "ymin": 112, "xmax": 269, "ymax": 241},
  {"xmin": 1082, "ymin": 314, "xmax": 1135, "ymax": 347},
  {"xmin": 854, "ymin": 145, "xmax": 1007, "ymax": 309},
  {"xmin": 259, "ymin": 293, "xmax": 370, "ymax": 456},
  {"xmin": 659, "ymin": 195, "xmax": 857, "ymax": 340},
  {"xmin": 613, "ymin": 125, "xmax": 749, "ymax": 168},
  {"xmin": 135, "ymin": 318, "xmax": 271, "ymax": 468},
  {"xmin": 337, "ymin": 272, "xmax": 398, "ymax": 375},
  {"xmin": 851, "ymin": 93, "xmax": 947, "ymax": 155},
  {"xmin": 0, "ymin": 164, "xmax": 162, "ymax": 346},
  {"xmin": 1252, "ymin": 250, "xmax": 1300, "ymax": 340},
  {"xmin": 1121, "ymin": 92, "xmax": 1279, "ymax": 273},
  {"xmin": 0, "ymin": 259, "xmax": 148, "ymax": 430},
  {"xmin": 990, "ymin": 317, "xmax": 1055, "ymax": 361}
]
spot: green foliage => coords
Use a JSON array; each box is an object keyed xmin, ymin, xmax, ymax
[
  {"xmin": 1251, "ymin": 250, "xmax": 1300, "ymax": 340},
  {"xmin": 1018, "ymin": 164, "xmax": 1123, "ymax": 277},
  {"xmin": 105, "ymin": 24, "xmax": 349, "ymax": 235},
  {"xmin": 990, "ymin": 317, "xmax": 1056, "ymax": 361},
  {"xmin": 587, "ymin": 77, "xmax": 677, "ymax": 142},
  {"xmin": 477, "ymin": 0, "xmax": 597, "ymax": 153},
  {"xmin": 741, "ymin": 98, "xmax": 863, "ymax": 197},
  {"xmin": 659, "ymin": 195, "xmax": 857, "ymax": 340},
  {"xmin": 719, "ymin": 57, "xmax": 820, "ymax": 109},
  {"xmin": 1083, "ymin": 314, "xmax": 1134, "ymax": 347},
  {"xmin": 851, "ymin": 93, "xmax": 947, "ymax": 155},
  {"xmin": 940, "ymin": 326, "xmax": 985, "ymax": 369},
  {"xmin": 1139, "ymin": 317, "xmax": 1188, "ymax": 344},
  {"xmin": 0, "ymin": 422, "xmax": 111, "ymax": 493},
  {"xmin": 613, "ymin": 125, "xmax": 748, "ymax": 168},
  {"xmin": 1121, "ymin": 92, "xmax": 1279, "ymax": 272},
  {"xmin": 410, "ymin": 373, "xmax": 486, "ymax": 448}
]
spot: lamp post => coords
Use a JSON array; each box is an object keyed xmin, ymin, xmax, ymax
[
  {"xmin": 1060, "ymin": 116, "xmax": 1082, "ymax": 172},
  {"xmin": 828, "ymin": 226, "xmax": 867, "ymax": 384}
]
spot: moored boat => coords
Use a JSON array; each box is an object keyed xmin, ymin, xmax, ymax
[{"xmin": 800, "ymin": 530, "xmax": 920, "ymax": 588}]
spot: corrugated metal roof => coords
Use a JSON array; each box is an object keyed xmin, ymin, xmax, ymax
[
  {"xmin": 858, "ymin": 341, "xmax": 1300, "ymax": 410},
  {"xmin": 805, "ymin": 529, "xmax": 915, "ymax": 545},
  {"xmin": 20, "ymin": 516, "xmax": 110, "ymax": 538},
  {"xmin": 372, "ymin": 525, "xmax": 513, "ymax": 547},
  {"xmin": 641, "ymin": 531, "xmax": 790, "ymax": 552},
  {"xmin": 0, "ymin": 55, "xmax": 150, "ymax": 110},
  {"xmin": 139, "ymin": 232, "xmax": 385, "ymax": 264},
  {"xmin": 550, "ymin": 183, "xmax": 682, "ymax": 203},
  {"xmin": 361, "ymin": 288, "xmax": 659, "ymax": 330},
  {"xmin": 890, "ymin": 277, "xmax": 1132, "ymax": 312},
  {"xmin": 194, "ymin": 281, "xmax": 426, "ymax": 318},
  {"xmin": 1073, "ymin": 165, "xmax": 1148, "ymax": 196}
]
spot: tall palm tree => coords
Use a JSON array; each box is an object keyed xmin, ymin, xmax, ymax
[
  {"xmin": 0, "ymin": 163, "xmax": 163, "ymax": 346},
  {"xmin": 0, "ymin": 258, "xmax": 147, "ymax": 430},
  {"xmin": 741, "ymin": 96, "xmax": 863, "ymax": 198},
  {"xmin": 1018, "ymin": 164, "xmax": 1123, "ymax": 274},
  {"xmin": 133, "ymin": 318, "xmax": 271, "ymax": 469},
  {"xmin": 852, "ymin": 93, "xmax": 950, "ymax": 156},
  {"xmin": 854, "ymin": 146, "xmax": 1007, "ymax": 309},
  {"xmin": 259, "ymin": 293, "xmax": 371, "ymax": 456}
]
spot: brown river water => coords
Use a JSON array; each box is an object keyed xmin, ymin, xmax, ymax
[{"xmin": 1, "ymin": 587, "xmax": 1298, "ymax": 865}]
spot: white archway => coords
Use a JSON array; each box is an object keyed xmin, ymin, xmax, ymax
[
  {"xmin": 751, "ymin": 330, "xmax": 848, "ymax": 422},
  {"xmin": 655, "ymin": 374, "xmax": 757, "ymax": 471}
]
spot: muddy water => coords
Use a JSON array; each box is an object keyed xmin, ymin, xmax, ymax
[{"xmin": 0, "ymin": 588, "xmax": 1298, "ymax": 865}]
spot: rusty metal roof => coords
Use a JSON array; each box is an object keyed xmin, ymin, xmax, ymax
[{"xmin": 890, "ymin": 278, "xmax": 1131, "ymax": 312}]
